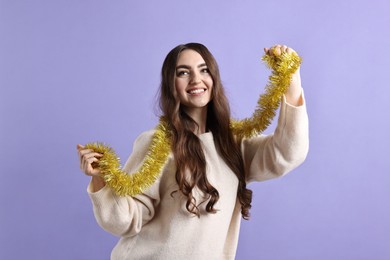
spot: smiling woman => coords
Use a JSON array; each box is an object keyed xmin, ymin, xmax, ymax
[
  {"xmin": 77, "ymin": 42, "xmax": 309, "ymax": 259},
  {"xmin": 174, "ymin": 49, "xmax": 214, "ymax": 129}
]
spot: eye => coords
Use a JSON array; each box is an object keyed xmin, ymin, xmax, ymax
[
  {"xmin": 201, "ymin": 67, "xmax": 210, "ymax": 74},
  {"xmin": 176, "ymin": 70, "xmax": 189, "ymax": 77}
]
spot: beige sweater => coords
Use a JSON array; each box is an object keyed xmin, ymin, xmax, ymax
[{"xmin": 88, "ymin": 95, "xmax": 309, "ymax": 260}]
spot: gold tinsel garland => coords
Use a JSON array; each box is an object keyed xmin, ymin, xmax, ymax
[
  {"xmin": 85, "ymin": 51, "xmax": 301, "ymax": 197},
  {"xmin": 231, "ymin": 51, "xmax": 302, "ymax": 139},
  {"xmin": 85, "ymin": 119, "xmax": 171, "ymax": 196}
]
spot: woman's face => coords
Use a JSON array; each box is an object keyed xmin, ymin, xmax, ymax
[{"xmin": 175, "ymin": 49, "xmax": 213, "ymax": 113}]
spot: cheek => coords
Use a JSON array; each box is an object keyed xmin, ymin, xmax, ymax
[
  {"xmin": 205, "ymin": 74, "xmax": 213, "ymax": 86},
  {"xmin": 175, "ymin": 78, "xmax": 187, "ymax": 93},
  {"xmin": 174, "ymin": 79, "xmax": 185, "ymax": 99},
  {"xmin": 207, "ymin": 78, "xmax": 214, "ymax": 91}
]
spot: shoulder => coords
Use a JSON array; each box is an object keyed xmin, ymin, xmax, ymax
[
  {"xmin": 133, "ymin": 129, "xmax": 156, "ymax": 148},
  {"xmin": 122, "ymin": 129, "xmax": 157, "ymax": 174}
]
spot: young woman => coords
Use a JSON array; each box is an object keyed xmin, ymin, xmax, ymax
[{"xmin": 77, "ymin": 43, "xmax": 309, "ymax": 259}]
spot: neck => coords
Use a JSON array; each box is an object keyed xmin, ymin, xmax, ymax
[{"xmin": 183, "ymin": 107, "xmax": 208, "ymax": 135}]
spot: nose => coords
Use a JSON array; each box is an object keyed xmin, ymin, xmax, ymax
[{"xmin": 190, "ymin": 71, "xmax": 201, "ymax": 84}]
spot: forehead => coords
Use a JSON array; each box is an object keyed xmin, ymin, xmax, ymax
[{"xmin": 176, "ymin": 49, "xmax": 206, "ymax": 66}]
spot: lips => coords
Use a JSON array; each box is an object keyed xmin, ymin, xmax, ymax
[{"xmin": 187, "ymin": 88, "xmax": 206, "ymax": 95}]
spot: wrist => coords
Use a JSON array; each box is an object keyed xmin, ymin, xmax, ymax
[{"xmin": 91, "ymin": 176, "xmax": 106, "ymax": 192}]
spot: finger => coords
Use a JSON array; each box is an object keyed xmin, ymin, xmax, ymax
[
  {"xmin": 281, "ymin": 45, "xmax": 288, "ymax": 53},
  {"xmin": 82, "ymin": 157, "xmax": 100, "ymax": 175},
  {"xmin": 81, "ymin": 155, "xmax": 95, "ymax": 169},
  {"xmin": 82, "ymin": 153, "xmax": 103, "ymax": 168},
  {"xmin": 77, "ymin": 144, "xmax": 86, "ymax": 163},
  {"xmin": 273, "ymin": 46, "xmax": 281, "ymax": 56},
  {"xmin": 86, "ymin": 160, "xmax": 101, "ymax": 176},
  {"xmin": 78, "ymin": 148, "xmax": 95, "ymax": 155},
  {"xmin": 81, "ymin": 158, "xmax": 89, "ymax": 172},
  {"xmin": 79, "ymin": 152, "xmax": 102, "ymax": 171},
  {"xmin": 84, "ymin": 152, "xmax": 103, "ymax": 159},
  {"xmin": 78, "ymin": 149, "xmax": 94, "ymax": 164},
  {"xmin": 87, "ymin": 156, "xmax": 99, "ymax": 164},
  {"xmin": 79, "ymin": 150, "xmax": 101, "ymax": 162}
]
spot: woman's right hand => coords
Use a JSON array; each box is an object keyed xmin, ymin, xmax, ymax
[
  {"xmin": 77, "ymin": 144, "xmax": 103, "ymax": 177},
  {"xmin": 77, "ymin": 144, "xmax": 106, "ymax": 192}
]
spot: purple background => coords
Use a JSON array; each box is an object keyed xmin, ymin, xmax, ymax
[{"xmin": 1, "ymin": 0, "xmax": 389, "ymax": 259}]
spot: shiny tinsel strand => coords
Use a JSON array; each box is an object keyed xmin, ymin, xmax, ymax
[
  {"xmin": 85, "ymin": 118, "xmax": 171, "ymax": 197},
  {"xmin": 230, "ymin": 51, "xmax": 302, "ymax": 139}
]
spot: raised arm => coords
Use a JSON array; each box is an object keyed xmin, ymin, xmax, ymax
[{"xmin": 242, "ymin": 45, "xmax": 309, "ymax": 182}]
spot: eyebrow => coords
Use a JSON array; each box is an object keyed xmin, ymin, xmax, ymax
[{"xmin": 176, "ymin": 63, "xmax": 207, "ymax": 70}]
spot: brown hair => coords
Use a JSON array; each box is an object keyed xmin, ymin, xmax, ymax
[{"xmin": 158, "ymin": 43, "xmax": 252, "ymax": 219}]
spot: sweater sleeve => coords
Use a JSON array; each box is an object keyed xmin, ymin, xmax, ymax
[
  {"xmin": 88, "ymin": 130, "xmax": 160, "ymax": 237},
  {"xmin": 241, "ymin": 91, "xmax": 309, "ymax": 183}
]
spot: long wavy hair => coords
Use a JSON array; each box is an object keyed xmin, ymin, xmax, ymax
[{"xmin": 158, "ymin": 43, "xmax": 252, "ymax": 219}]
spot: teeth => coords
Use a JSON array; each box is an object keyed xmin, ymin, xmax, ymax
[{"xmin": 189, "ymin": 89, "xmax": 205, "ymax": 94}]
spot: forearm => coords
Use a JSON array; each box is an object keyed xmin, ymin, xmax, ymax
[
  {"xmin": 272, "ymin": 94, "xmax": 309, "ymax": 171},
  {"xmin": 285, "ymin": 68, "xmax": 303, "ymax": 106},
  {"xmin": 88, "ymin": 184, "xmax": 155, "ymax": 237},
  {"xmin": 243, "ymin": 94, "xmax": 309, "ymax": 182}
]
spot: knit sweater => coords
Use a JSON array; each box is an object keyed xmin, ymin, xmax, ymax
[{"xmin": 88, "ymin": 95, "xmax": 309, "ymax": 260}]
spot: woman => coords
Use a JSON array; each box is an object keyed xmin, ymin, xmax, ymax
[{"xmin": 77, "ymin": 43, "xmax": 309, "ymax": 259}]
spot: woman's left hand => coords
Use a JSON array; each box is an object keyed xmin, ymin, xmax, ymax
[{"xmin": 264, "ymin": 45, "xmax": 303, "ymax": 106}]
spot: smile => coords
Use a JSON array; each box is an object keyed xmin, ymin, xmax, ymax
[{"xmin": 187, "ymin": 88, "xmax": 206, "ymax": 95}]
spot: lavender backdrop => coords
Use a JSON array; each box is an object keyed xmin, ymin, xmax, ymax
[{"xmin": 1, "ymin": 0, "xmax": 389, "ymax": 259}]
